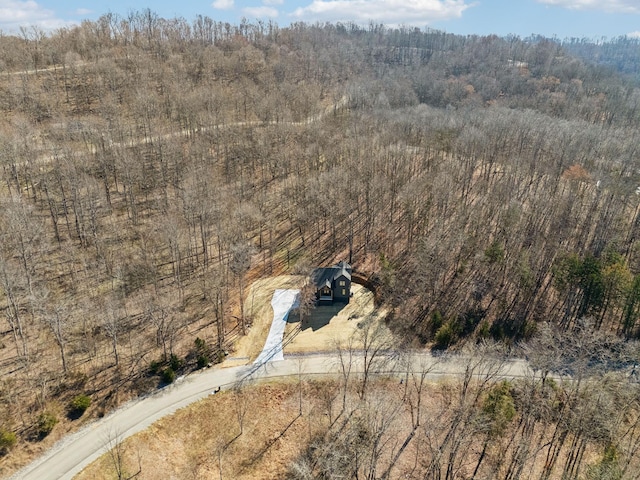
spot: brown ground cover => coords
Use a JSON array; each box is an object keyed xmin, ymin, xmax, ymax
[
  {"xmin": 230, "ymin": 276, "xmax": 388, "ymax": 364},
  {"xmin": 73, "ymin": 278, "xmax": 389, "ymax": 478},
  {"xmin": 74, "ymin": 374, "xmax": 612, "ymax": 480},
  {"xmin": 228, "ymin": 275, "xmax": 305, "ymax": 364},
  {"xmin": 75, "ymin": 380, "xmax": 336, "ymax": 480},
  {"xmin": 285, "ymin": 283, "xmax": 388, "ymax": 353}
]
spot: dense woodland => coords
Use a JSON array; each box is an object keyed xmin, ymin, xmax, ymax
[
  {"xmin": 2, "ymin": 10, "xmax": 640, "ymax": 477},
  {"xmin": 563, "ymin": 36, "xmax": 640, "ymax": 80}
]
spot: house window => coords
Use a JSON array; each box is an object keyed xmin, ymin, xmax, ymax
[
  {"xmin": 342, "ymin": 289, "xmax": 346, "ymax": 296},
  {"xmin": 339, "ymin": 280, "xmax": 345, "ymax": 286}
]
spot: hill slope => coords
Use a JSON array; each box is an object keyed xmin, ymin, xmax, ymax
[{"xmin": 2, "ymin": 13, "xmax": 640, "ymax": 474}]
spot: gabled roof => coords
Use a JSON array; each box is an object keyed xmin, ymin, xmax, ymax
[
  {"xmin": 336, "ymin": 260, "xmax": 351, "ymax": 281},
  {"xmin": 312, "ymin": 261, "xmax": 352, "ymax": 288}
]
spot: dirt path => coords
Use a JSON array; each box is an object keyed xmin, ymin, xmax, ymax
[{"xmin": 27, "ymin": 94, "xmax": 348, "ymax": 168}]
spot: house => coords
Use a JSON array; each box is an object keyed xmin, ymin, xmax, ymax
[{"xmin": 312, "ymin": 261, "xmax": 352, "ymax": 304}]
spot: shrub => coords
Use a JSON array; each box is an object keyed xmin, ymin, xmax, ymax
[
  {"xmin": 434, "ymin": 322, "xmax": 456, "ymax": 350},
  {"xmin": 169, "ymin": 354, "xmax": 183, "ymax": 372},
  {"xmin": 216, "ymin": 350, "xmax": 226, "ymax": 364},
  {"xmin": 162, "ymin": 367, "xmax": 176, "ymax": 384},
  {"xmin": 194, "ymin": 337, "xmax": 211, "ymax": 369},
  {"xmin": 194, "ymin": 337, "xmax": 206, "ymax": 351},
  {"xmin": 430, "ymin": 310, "xmax": 444, "ymax": 334},
  {"xmin": 37, "ymin": 412, "xmax": 58, "ymax": 438},
  {"xmin": 484, "ymin": 241, "xmax": 505, "ymax": 264},
  {"xmin": 0, "ymin": 429, "xmax": 17, "ymax": 454},
  {"xmin": 477, "ymin": 321, "xmax": 491, "ymax": 340},
  {"xmin": 149, "ymin": 360, "xmax": 162, "ymax": 375},
  {"xmin": 70, "ymin": 394, "xmax": 91, "ymax": 415},
  {"xmin": 490, "ymin": 323, "xmax": 506, "ymax": 341},
  {"xmin": 197, "ymin": 354, "xmax": 209, "ymax": 369}
]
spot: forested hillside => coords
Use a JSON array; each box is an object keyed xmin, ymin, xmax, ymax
[
  {"xmin": 563, "ymin": 35, "xmax": 640, "ymax": 81},
  {"xmin": 2, "ymin": 10, "xmax": 640, "ymax": 473}
]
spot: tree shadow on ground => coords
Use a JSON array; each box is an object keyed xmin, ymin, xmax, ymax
[
  {"xmin": 241, "ymin": 413, "xmax": 302, "ymax": 471},
  {"xmin": 288, "ymin": 303, "xmax": 347, "ymax": 332},
  {"xmin": 66, "ymin": 409, "xmax": 84, "ymax": 421}
]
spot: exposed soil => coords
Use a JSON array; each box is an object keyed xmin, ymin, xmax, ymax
[
  {"xmin": 227, "ymin": 275, "xmax": 305, "ymax": 365},
  {"xmin": 285, "ymin": 284, "xmax": 388, "ymax": 353},
  {"xmin": 230, "ymin": 276, "xmax": 389, "ymax": 364}
]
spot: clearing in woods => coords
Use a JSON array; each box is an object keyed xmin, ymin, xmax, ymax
[
  {"xmin": 228, "ymin": 276, "xmax": 387, "ymax": 364},
  {"xmin": 284, "ymin": 283, "xmax": 388, "ymax": 353}
]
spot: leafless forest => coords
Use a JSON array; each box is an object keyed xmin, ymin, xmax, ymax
[
  {"xmin": 287, "ymin": 335, "xmax": 640, "ymax": 480},
  {"xmin": 1, "ymin": 10, "xmax": 640, "ymax": 477}
]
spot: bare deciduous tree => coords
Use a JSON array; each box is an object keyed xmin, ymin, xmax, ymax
[
  {"xmin": 229, "ymin": 242, "xmax": 254, "ymax": 335},
  {"xmin": 356, "ymin": 317, "xmax": 395, "ymax": 400},
  {"xmin": 104, "ymin": 428, "xmax": 141, "ymax": 480}
]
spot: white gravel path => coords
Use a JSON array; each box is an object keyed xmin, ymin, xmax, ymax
[{"xmin": 253, "ymin": 289, "xmax": 300, "ymax": 365}]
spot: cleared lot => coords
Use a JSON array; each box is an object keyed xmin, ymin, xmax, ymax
[
  {"xmin": 231, "ymin": 276, "xmax": 388, "ymax": 363},
  {"xmin": 284, "ymin": 283, "xmax": 388, "ymax": 353}
]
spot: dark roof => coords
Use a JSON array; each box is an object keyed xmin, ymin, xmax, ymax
[{"xmin": 312, "ymin": 261, "xmax": 352, "ymax": 288}]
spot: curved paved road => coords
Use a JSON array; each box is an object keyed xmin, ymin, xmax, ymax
[{"xmin": 8, "ymin": 352, "xmax": 532, "ymax": 480}]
